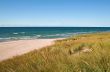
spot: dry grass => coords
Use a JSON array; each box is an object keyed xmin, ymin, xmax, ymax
[{"xmin": 0, "ymin": 32, "xmax": 110, "ymax": 72}]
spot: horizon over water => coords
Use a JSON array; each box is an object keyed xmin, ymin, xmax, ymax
[{"xmin": 0, "ymin": 27, "xmax": 110, "ymax": 42}]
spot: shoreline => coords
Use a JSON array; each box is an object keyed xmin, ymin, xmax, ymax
[
  {"xmin": 0, "ymin": 38, "xmax": 64, "ymax": 61},
  {"xmin": 0, "ymin": 37, "xmax": 66, "ymax": 43}
]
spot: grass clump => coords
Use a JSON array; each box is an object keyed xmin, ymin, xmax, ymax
[{"xmin": 0, "ymin": 32, "xmax": 110, "ymax": 72}]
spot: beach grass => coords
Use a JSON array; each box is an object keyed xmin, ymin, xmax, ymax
[{"xmin": 0, "ymin": 32, "xmax": 110, "ymax": 72}]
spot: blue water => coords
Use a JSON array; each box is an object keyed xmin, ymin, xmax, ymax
[{"xmin": 0, "ymin": 27, "xmax": 110, "ymax": 41}]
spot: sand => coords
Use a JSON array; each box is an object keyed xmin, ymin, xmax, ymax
[{"xmin": 0, "ymin": 39, "xmax": 62, "ymax": 61}]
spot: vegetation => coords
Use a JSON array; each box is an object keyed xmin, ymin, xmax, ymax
[{"xmin": 0, "ymin": 32, "xmax": 110, "ymax": 72}]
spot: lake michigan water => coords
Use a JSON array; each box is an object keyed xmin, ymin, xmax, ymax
[{"xmin": 0, "ymin": 27, "xmax": 110, "ymax": 41}]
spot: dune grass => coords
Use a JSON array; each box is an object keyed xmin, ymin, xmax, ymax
[{"xmin": 0, "ymin": 32, "xmax": 110, "ymax": 72}]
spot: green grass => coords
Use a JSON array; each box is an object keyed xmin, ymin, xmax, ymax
[{"xmin": 0, "ymin": 32, "xmax": 110, "ymax": 72}]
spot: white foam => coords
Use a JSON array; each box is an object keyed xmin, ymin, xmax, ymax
[
  {"xmin": 21, "ymin": 32, "xmax": 25, "ymax": 34},
  {"xmin": 13, "ymin": 33, "xmax": 18, "ymax": 34}
]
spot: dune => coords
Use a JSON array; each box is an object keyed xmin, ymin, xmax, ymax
[{"xmin": 0, "ymin": 39, "xmax": 62, "ymax": 61}]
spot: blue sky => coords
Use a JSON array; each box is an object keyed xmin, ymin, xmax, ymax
[{"xmin": 0, "ymin": 0, "xmax": 110, "ymax": 27}]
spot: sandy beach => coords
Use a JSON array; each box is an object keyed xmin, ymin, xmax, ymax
[{"xmin": 0, "ymin": 39, "xmax": 61, "ymax": 61}]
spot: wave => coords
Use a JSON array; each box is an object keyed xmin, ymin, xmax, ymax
[
  {"xmin": 0, "ymin": 35, "xmax": 42, "ymax": 41},
  {"xmin": 0, "ymin": 31, "xmax": 95, "ymax": 41},
  {"xmin": 43, "ymin": 32, "xmax": 91, "ymax": 38},
  {"xmin": 13, "ymin": 32, "xmax": 19, "ymax": 34},
  {"xmin": 13, "ymin": 32, "xmax": 26, "ymax": 35},
  {"xmin": 21, "ymin": 32, "xmax": 25, "ymax": 34}
]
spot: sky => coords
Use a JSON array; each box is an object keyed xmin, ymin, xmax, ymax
[{"xmin": 0, "ymin": 0, "xmax": 110, "ymax": 27}]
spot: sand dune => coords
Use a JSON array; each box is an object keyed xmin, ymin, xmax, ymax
[{"xmin": 0, "ymin": 39, "xmax": 59, "ymax": 61}]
